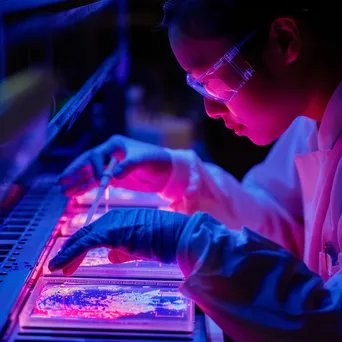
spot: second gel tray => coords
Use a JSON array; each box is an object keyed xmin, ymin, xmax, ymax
[{"xmin": 43, "ymin": 237, "xmax": 184, "ymax": 280}]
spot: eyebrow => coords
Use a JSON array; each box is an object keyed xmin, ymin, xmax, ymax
[
  {"xmin": 185, "ymin": 57, "xmax": 218, "ymax": 78},
  {"xmin": 184, "ymin": 56, "xmax": 213, "ymax": 74}
]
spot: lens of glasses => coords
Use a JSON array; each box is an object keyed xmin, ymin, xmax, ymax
[{"xmin": 187, "ymin": 48, "xmax": 254, "ymax": 103}]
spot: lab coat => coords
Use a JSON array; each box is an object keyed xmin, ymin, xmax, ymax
[{"xmin": 160, "ymin": 83, "xmax": 342, "ymax": 341}]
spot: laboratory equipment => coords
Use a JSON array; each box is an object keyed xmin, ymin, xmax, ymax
[
  {"xmin": 83, "ymin": 157, "xmax": 118, "ymax": 228},
  {"xmin": 19, "ymin": 277, "xmax": 194, "ymax": 334},
  {"xmin": 43, "ymin": 237, "xmax": 184, "ymax": 279}
]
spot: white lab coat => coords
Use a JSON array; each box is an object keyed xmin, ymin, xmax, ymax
[{"xmin": 160, "ymin": 82, "xmax": 342, "ymax": 341}]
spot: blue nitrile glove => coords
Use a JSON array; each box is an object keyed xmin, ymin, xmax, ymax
[
  {"xmin": 48, "ymin": 208, "xmax": 189, "ymax": 276},
  {"xmin": 58, "ymin": 135, "xmax": 172, "ymax": 197}
]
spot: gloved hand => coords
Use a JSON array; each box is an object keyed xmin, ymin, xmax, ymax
[
  {"xmin": 48, "ymin": 208, "xmax": 190, "ymax": 276},
  {"xmin": 58, "ymin": 135, "xmax": 172, "ymax": 196}
]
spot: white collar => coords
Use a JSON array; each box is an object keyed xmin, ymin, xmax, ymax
[{"xmin": 318, "ymin": 81, "xmax": 342, "ymax": 151}]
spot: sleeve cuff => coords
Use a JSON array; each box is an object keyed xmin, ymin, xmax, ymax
[{"xmin": 159, "ymin": 149, "xmax": 192, "ymax": 202}]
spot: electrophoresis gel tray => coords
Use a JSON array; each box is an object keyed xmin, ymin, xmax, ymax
[
  {"xmin": 61, "ymin": 212, "xmax": 104, "ymax": 236},
  {"xmin": 44, "ymin": 238, "xmax": 183, "ymax": 280},
  {"xmin": 74, "ymin": 187, "xmax": 170, "ymax": 208},
  {"xmin": 61, "ymin": 208, "xmax": 173, "ymax": 237},
  {"xmin": 19, "ymin": 277, "xmax": 194, "ymax": 333}
]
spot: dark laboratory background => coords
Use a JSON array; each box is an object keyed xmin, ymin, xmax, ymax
[{"xmin": 3, "ymin": 0, "xmax": 272, "ymax": 183}]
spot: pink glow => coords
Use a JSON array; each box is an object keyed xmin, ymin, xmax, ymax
[
  {"xmin": 69, "ymin": 213, "xmax": 103, "ymax": 228},
  {"xmin": 33, "ymin": 283, "xmax": 188, "ymax": 321},
  {"xmin": 75, "ymin": 187, "xmax": 135, "ymax": 204}
]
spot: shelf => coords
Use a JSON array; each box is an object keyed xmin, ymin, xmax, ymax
[
  {"xmin": 5, "ymin": 0, "xmax": 114, "ymax": 46},
  {"xmin": 2, "ymin": 0, "xmax": 103, "ymax": 15},
  {"xmin": 48, "ymin": 49, "xmax": 125, "ymax": 144}
]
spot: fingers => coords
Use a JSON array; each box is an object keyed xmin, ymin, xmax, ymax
[
  {"xmin": 63, "ymin": 175, "xmax": 98, "ymax": 198},
  {"xmin": 90, "ymin": 149, "xmax": 106, "ymax": 180},
  {"xmin": 112, "ymin": 159, "xmax": 138, "ymax": 179},
  {"xmin": 106, "ymin": 135, "xmax": 126, "ymax": 160},
  {"xmin": 48, "ymin": 225, "xmax": 93, "ymax": 271},
  {"xmin": 58, "ymin": 137, "xmax": 127, "ymax": 196},
  {"xmin": 62, "ymin": 252, "xmax": 87, "ymax": 276},
  {"xmin": 58, "ymin": 166, "xmax": 93, "ymax": 188},
  {"xmin": 58, "ymin": 152, "xmax": 92, "ymax": 184},
  {"xmin": 92, "ymin": 136, "xmax": 126, "ymax": 178},
  {"xmin": 48, "ymin": 241, "xmax": 90, "ymax": 272},
  {"xmin": 62, "ymin": 224, "xmax": 93, "ymax": 250},
  {"xmin": 108, "ymin": 248, "xmax": 138, "ymax": 264},
  {"xmin": 68, "ymin": 178, "xmax": 100, "ymax": 197},
  {"xmin": 58, "ymin": 156, "xmax": 97, "ymax": 196}
]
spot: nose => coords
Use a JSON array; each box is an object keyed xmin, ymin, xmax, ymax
[{"xmin": 204, "ymin": 98, "xmax": 229, "ymax": 119}]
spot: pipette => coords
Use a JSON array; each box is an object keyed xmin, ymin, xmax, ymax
[
  {"xmin": 61, "ymin": 157, "xmax": 118, "ymax": 277},
  {"xmin": 84, "ymin": 157, "xmax": 118, "ymax": 226}
]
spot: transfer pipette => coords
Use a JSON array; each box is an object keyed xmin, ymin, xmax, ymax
[{"xmin": 84, "ymin": 157, "xmax": 117, "ymax": 226}]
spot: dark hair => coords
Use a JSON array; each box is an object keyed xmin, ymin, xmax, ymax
[
  {"xmin": 162, "ymin": 1, "xmax": 311, "ymax": 39},
  {"xmin": 159, "ymin": 1, "xmax": 341, "ymax": 48}
]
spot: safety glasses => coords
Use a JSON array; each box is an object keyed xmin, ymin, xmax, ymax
[{"xmin": 186, "ymin": 31, "xmax": 256, "ymax": 104}]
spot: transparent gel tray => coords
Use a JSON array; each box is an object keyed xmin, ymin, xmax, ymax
[
  {"xmin": 61, "ymin": 212, "xmax": 104, "ymax": 236},
  {"xmin": 19, "ymin": 277, "xmax": 194, "ymax": 333},
  {"xmin": 43, "ymin": 238, "xmax": 184, "ymax": 280},
  {"xmin": 74, "ymin": 187, "xmax": 169, "ymax": 208},
  {"xmin": 61, "ymin": 211, "xmax": 174, "ymax": 237}
]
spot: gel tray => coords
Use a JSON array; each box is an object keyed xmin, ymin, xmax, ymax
[
  {"xmin": 61, "ymin": 211, "xmax": 174, "ymax": 237},
  {"xmin": 19, "ymin": 277, "xmax": 193, "ymax": 333},
  {"xmin": 43, "ymin": 237, "xmax": 183, "ymax": 280},
  {"xmin": 74, "ymin": 187, "xmax": 169, "ymax": 208},
  {"xmin": 61, "ymin": 212, "xmax": 104, "ymax": 236}
]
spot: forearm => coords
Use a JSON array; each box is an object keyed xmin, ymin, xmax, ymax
[
  {"xmin": 176, "ymin": 213, "xmax": 342, "ymax": 341},
  {"xmin": 161, "ymin": 149, "xmax": 303, "ymax": 255}
]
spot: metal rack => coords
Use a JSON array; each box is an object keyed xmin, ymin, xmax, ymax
[
  {"xmin": 0, "ymin": 0, "xmax": 129, "ymax": 136},
  {"xmin": 2, "ymin": 0, "xmax": 101, "ymax": 14},
  {"xmin": 0, "ymin": 3, "xmax": 221, "ymax": 341},
  {"xmin": 0, "ymin": 0, "xmax": 129, "ymax": 338}
]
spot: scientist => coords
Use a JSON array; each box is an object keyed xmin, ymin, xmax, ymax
[{"xmin": 49, "ymin": 1, "xmax": 342, "ymax": 341}]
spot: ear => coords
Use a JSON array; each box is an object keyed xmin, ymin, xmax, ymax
[{"xmin": 268, "ymin": 17, "xmax": 301, "ymax": 65}]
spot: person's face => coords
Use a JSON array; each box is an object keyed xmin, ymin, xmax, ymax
[{"xmin": 169, "ymin": 18, "xmax": 311, "ymax": 146}]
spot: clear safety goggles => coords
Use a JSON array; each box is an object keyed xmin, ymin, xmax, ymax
[{"xmin": 186, "ymin": 31, "xmax": 256, "ymax": 104}]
